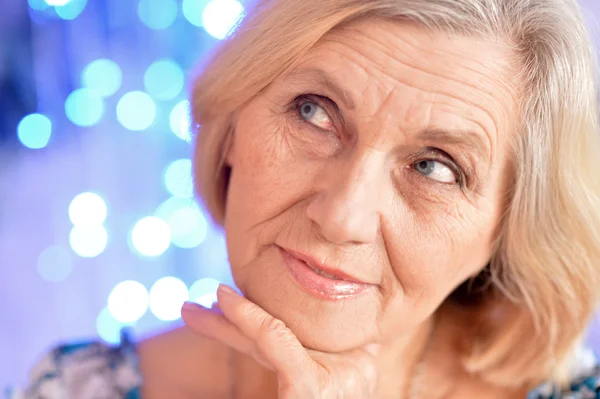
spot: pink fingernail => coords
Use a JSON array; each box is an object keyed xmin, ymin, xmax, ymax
[
  {"xmin": 218, "ymin": 284, "xmax": 236, "ymax": 296},
  {"xmin": 181, "ymin": 301, "xmax": 206, "ymax": 313}
]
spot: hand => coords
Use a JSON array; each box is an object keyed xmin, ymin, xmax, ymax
[{"xmin": 181, "ymin": 284, "xmax": 380, "ymax": 399}]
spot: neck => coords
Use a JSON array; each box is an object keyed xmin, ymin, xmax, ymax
[{"xmin": 375, "ymin": 316, "xmax": 436, "ymax": 398}]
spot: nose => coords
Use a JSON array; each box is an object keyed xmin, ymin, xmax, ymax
[{"xmin": 306, "ymin": 153, "xmax": 382, "ymax": 245}]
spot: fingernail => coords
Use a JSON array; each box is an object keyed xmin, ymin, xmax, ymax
[
  {"xmin": 218, "ymin": 284, "xmax": 237, "ymax": 296},
  {"xmin": 181, "ymin": 301, "xmax": 206, "ymax": 313}
]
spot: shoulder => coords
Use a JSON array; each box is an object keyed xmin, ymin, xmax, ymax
[
  {"xmin": 6, "ymin": 330, "xmax": 142, "ymax": 399},
  {"xmin": 136, "ymin": 326, "xmax": 233, "ymax": 398},
  {"xmin": 528, "ymin": 347, "xmax": 600, "ymax": 399}
]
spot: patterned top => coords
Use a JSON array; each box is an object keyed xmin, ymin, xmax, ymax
[{"xmin": 5, "ymin": 331, "xmax": 600, "ymax": 399}]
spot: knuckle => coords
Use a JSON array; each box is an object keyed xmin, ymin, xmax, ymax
[
  {"xmin": 263, "ymin": 316, "xmax": 287, "ymax": 334},
  {"xmin": 240, "ymin": 301, "xmax": 261, "ymax": 319}
]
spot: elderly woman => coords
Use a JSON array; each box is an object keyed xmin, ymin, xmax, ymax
[{"xmin": 9, "ymin": 0, "xmax": 600, "ymax": 398}]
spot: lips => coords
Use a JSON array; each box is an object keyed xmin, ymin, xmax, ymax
[
  {"xmin": 282, "ymin": 247, "xmax": 369, "ymax": 283},
  {"xmin": 304, "ymin": 263, "xmax": 340, "ymax": 280},
  {"xmin": 278, "ymin": 246, "xmax": 373, "ymax": 300}
]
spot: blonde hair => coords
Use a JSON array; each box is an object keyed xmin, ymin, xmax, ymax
[{"xmin": 191, "ymin": 0, "xmax": 600, "ymax": 388}]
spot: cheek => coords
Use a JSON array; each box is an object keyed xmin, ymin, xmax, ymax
[
  {"xmin": 224, "ymin": 109, "xmax": 314, "ymax": 262},
  {"xmin": 230, "ymin": 117, "xmax": 295, "ymax": 209},
  {"xmin": 385, "ymin": 203, "xmax": 497, "ymax": 305}
]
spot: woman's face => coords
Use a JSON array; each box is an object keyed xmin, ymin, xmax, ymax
[{"xmin": 222, "ymin": 19, "xmax": 519, "ymax": 352}]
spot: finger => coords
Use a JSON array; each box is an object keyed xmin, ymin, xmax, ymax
[
  {"xmin": 181, "ymin": 301, "xmax": 253, "ymax": 355},
  {"xmin": 215, "ymin": 285, "xmax": 317, "ymax": 381}
]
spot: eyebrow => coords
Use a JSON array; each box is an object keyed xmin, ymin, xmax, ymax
[
  {"xmin": 283, "ymin": 67, "xmax": 356, "ymax": 109},
  {"xmin": 284, "ymin": 67, "xmax": 491, "ymax": 162},
  {"xmin": 416, "ymin": 128, "xmax": 491, "ymax": 163}
]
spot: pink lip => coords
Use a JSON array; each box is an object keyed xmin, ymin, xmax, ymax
[{"xmin": 278, "ymin": 247, "xmax": 373, "ymax": 300}]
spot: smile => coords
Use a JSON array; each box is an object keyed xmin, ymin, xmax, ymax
[{"xmin": 278, "ymin": 246, "xmax": 373, "ymax": 300}]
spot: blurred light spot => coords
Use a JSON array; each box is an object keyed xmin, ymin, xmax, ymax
[
  {"xmin": 96, "ymin": 308, "xmax": 132, "ymax": 344},
  {"xmin": 69, "ymin": 192, "xmax": 107, "ymax": 226},
  {"xmin": 149, "ymin": 277, "xmax": 189, "ymax": 321},
  {"xmin": 155, "ymin": 197, "xmax": 196, "ymax": 220},
  {"xmin": 37, "ymin": 245, "xmax": 72, "ymax": 282},
  {"xmin": 201, "ymin": 0, "xmax": 244, "ymax": 40},
  {"xmin": 144, "ymin": 59, "xmax": 184, "ymax": 101},
  {"xmin": 166, "ymin": 204, "xmax": 208, "ymax": 248},
  {"xmin": 45, "ymin": 0, "xmax": 70, "ymax": 5},
  {"xmin": 138, "ymin": 0, "xmax": 177, "ymax": 30},
  {"xmin": 200, "ymin": 232, "xmax": 230, "ymax": 271},
  {"xmin": 189, "ymin": 277, "xmax": 220, "ymax": 306},
  {"xmin": 116, "ymin": 91, "xmax": 156, "ymax": 131},
  {"xmin": 82, "ymin": 59, "xmax": 122, "ymax": 98},
  {"xmin": 163, "ymin": 159, "xmax": 193, "ymax": 198},
  {"xmin": 108, "ymin": 281, "xmax": 149, "ymax": 323},
  {"xmin": 54, "ymin": 0, "xmax": 86, "ymax": 19},
  {"xmin": 17, "ymin": 113, "xmax": 52, "ymax": 149},
  {"xmin": 131, "ymin": 216, "xmax": 171, "ymax": 256},
  {"xmin": 169, "ymin": 100, "xmax": 192, "ymax": 142},
  {"xmin": 65, "ymin": 88, "xmax": 104, "ymax": 127},
  {"xmin": 182, "ymin": 0, "xmax": 210, "ymax": 27},
  {"xmin": 154, "ymin": 197, "xmax": 209, "ymax": 248},
  {"xmin": 29, "ymin": 0, "xmax": 51, "ymax": 11},
  {"xmin": 69, "ymin": 225, "xmax": 108, "ymax": 258}
]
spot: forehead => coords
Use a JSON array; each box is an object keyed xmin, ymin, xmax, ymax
[{"xmin": 277, "ymin": 19, "xmax": 521, "ymax": 150}]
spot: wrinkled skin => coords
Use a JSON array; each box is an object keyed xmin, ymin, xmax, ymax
[{"xmin": 183, "ymin": 18, "xmax": 519, "ymax": 398}]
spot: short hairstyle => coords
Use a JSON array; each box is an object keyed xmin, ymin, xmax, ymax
[{"xmin": 191, "ymin": 0, "xmax": 600, "ymax": 388}]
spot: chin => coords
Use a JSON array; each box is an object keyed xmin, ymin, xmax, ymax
[{"xmin": 233, "ymin": 246, "xmax": 379, "ymax": 352}]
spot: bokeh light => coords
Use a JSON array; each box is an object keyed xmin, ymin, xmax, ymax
[
  {"xmin": 138, "ymin": 0, "xmax": 178, "ymax": 30},
  {"xmin": 130, "ymin": 216, "xmax": 171, "ymax": 257},
  {"xmin": 155, "ymin": 196, "xmax": 195, "ymax": 220},
  {"xmin": 68, "ymin": 192, "xmax": 108, "ymax": 226},
  {"xmin": 69, "ymin": 225, "xmax": 108, "ymax": 258},
  {"xmin": 54, "ymin": 0, "xmax": 87, "ymax": 20},
  {"xmin": 82, "ymin": 59, "xmax": 122, "ymax": 97},
  {"xmin": 148, "ymin": 277, "xmax": 189, "ymax": 321},
  {"xmin": 163, "ymin": 159, "xmax": 193, "ymax": 198},
  {"xmin": 189, "ymin": 277, "xmax": 220, "ymax": 307},
  {"xmin": 36, "ymin": 245, "xmax": 73, "ymax": 282},
  {"xmin": 29, "ymin": 0, "xmax": 51, "ymax": 11},
  {"xmin": 17, "ymin": 113, "xmax": 52, "ymax": 149},
  {"xmin": 96, "ymin": 307, "xmax": 131, "ymax": 345},
  {"xmin": 144, "ymin": 59, "xmax": 184, "ymax": 101},
  {"xmin": 182, "ymin": 0, "xmax": 210, "ymax": 27},
  {"xmin": 108, "ymin": 280, "xmax": 149, "ymax": 323},
  {"xmin": 166, "ymin": 204, "xmax": 208, "ymax": 248},
  {"xmin": 201, "ymin": 0, "xmax": 244, "ymax": 40},
  {"xmin": 169, "ymin": 100, "xmax": 192, "ymax": 142},
  {"xmin": 65, "ymin": 88, "xmax": 104, "ymax": 127},
  {"xmin": 154, "ymin": 197, "xmax": 208, "ymax": 248},
  {"xmin": 116, "ymin": 91, "xmax": 157, "ymax": 131},
  {"xmin": 45, "ymin": 0, "xmax": 70, "ymax": 5}
]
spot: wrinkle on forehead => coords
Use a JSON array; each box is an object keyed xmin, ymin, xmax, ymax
[{"xmin": 291, "ymin": 18, "xmax": 521, "ymax": 158}]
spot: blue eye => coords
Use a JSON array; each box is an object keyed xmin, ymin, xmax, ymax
[
  {"xmin": 414, "ymin": 160, "xmax": 457, "ymax": 183},
  {"xmin": 298, "ymin": 100, "xmax": 333, "ymax": 130},
  {"xmin": 300, "ymin": 102, "xmax": 319, "ymax": 119}
]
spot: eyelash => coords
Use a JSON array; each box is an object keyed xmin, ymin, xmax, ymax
[
  {"xmin": 290, "ymin": 94, "xmax": 338, "ymax": 132},
  {"xmin": 409, "ymin": 150, "xmax": 467, "ymax": 188},
  {"xmin": 289, "ymin": 94, "xmax": 467, "ymax": 188}
]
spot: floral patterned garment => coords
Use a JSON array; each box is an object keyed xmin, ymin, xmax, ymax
[
  {"xmin": 5, "ymin": 331, "xmax": 600, "ymax": 399},
  {"xmin": 5, "ymin": 331, "xmax": 141, "ymax": 399}
]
